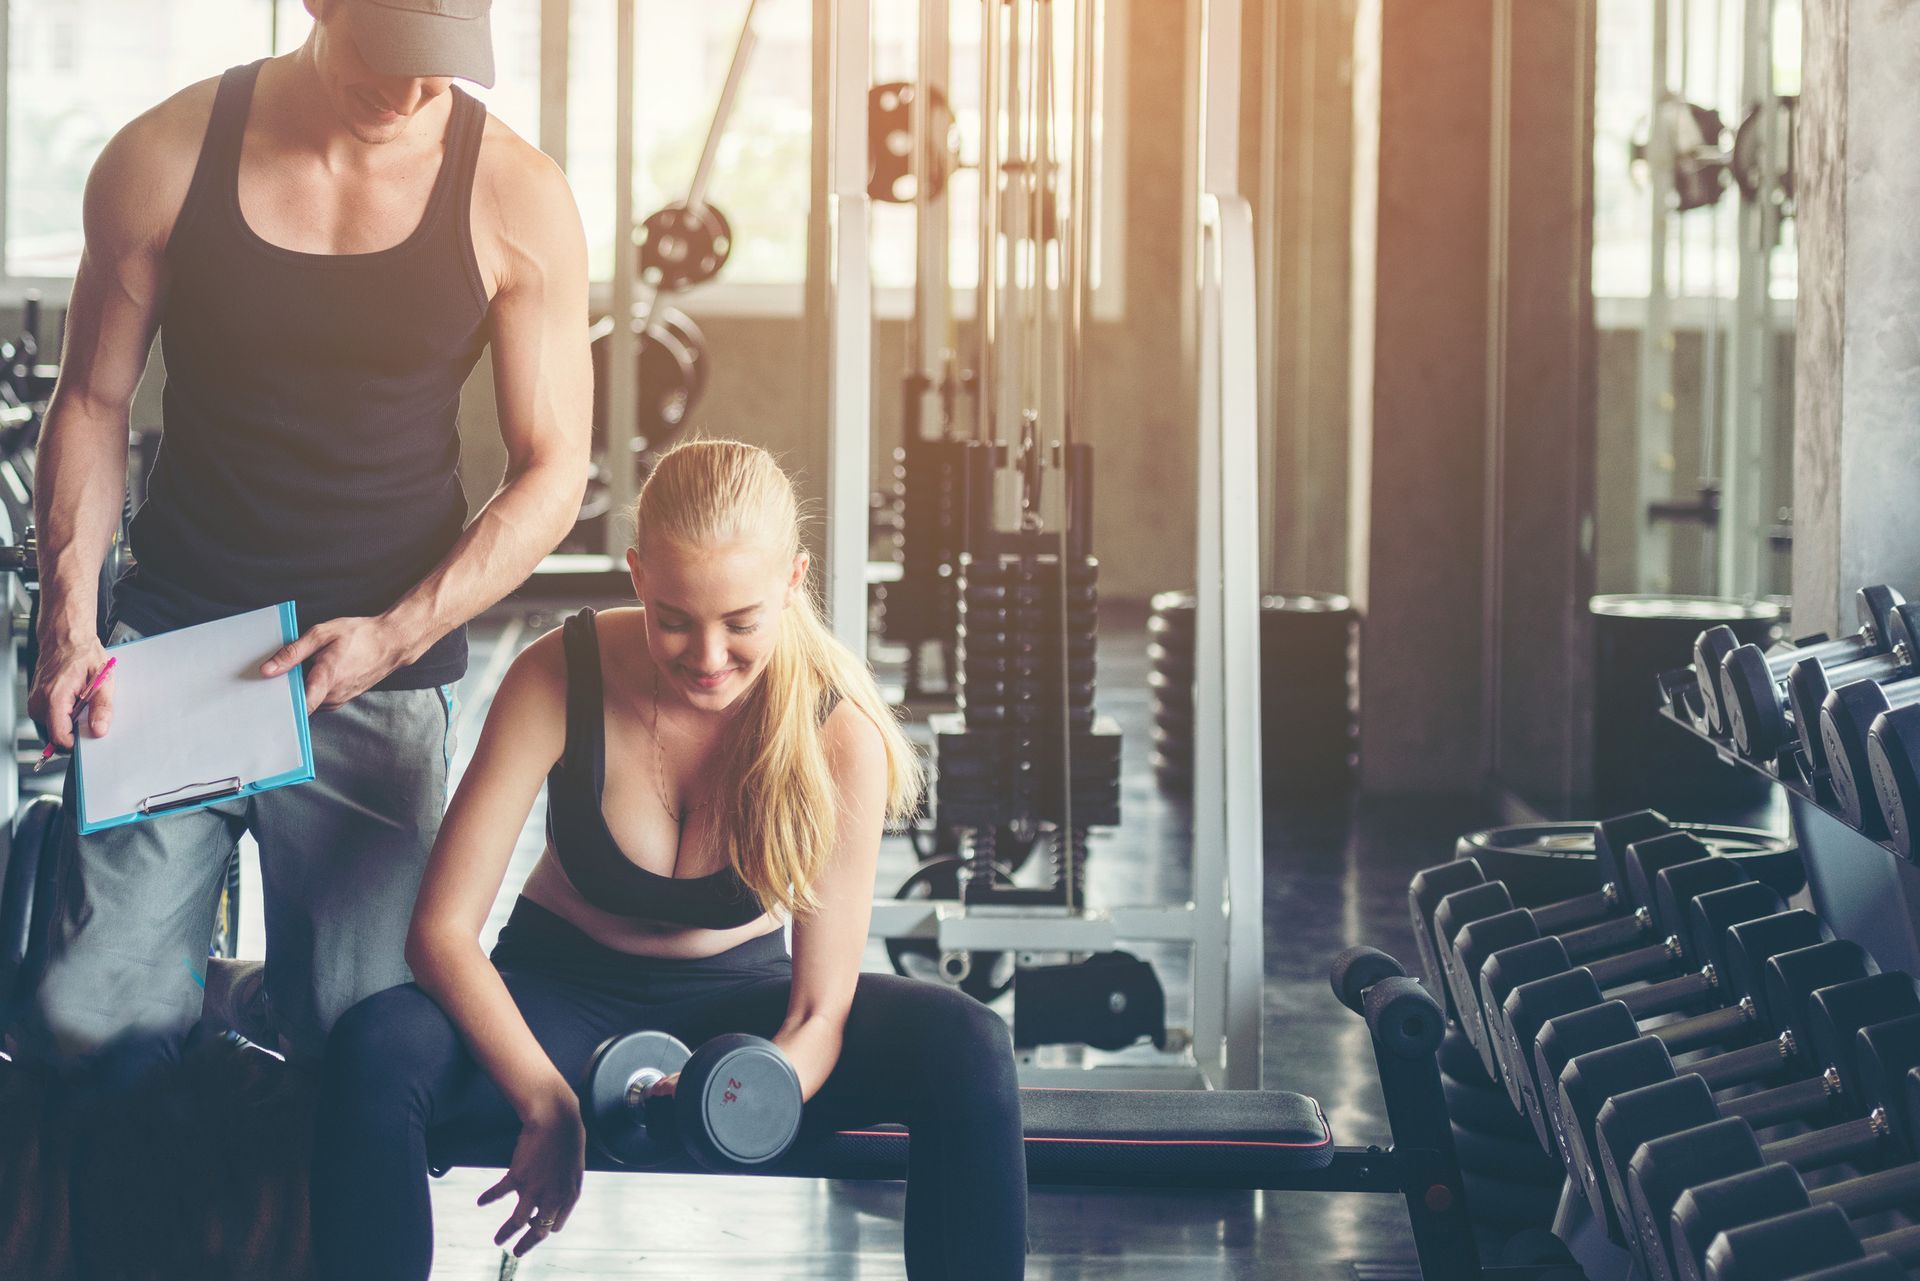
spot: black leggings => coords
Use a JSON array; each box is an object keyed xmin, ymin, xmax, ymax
[{"xmin": 311, "ymin": 899, "xmax": 1028, "ymax": 1280}]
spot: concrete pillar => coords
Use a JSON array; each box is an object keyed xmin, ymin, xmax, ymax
[
  {"xmin": 1481, "ymin": 0, "xmax": 1599, "ymax": 813},
  {"xmin": 1348, "ymin": 0, "xmax": 1493, "ymax": 793},
  {"xmin": 1255, "ymin": 0, "xmax": 1356, "ymax": 597},
  {"xmin": 1793, "ymin": 0, "xmax": 1920, "ymax": 635}
]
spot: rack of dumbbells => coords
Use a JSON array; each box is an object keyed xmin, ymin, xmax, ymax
[
  {"xmin": 1402, "ymin": 807, "xmax": 1920, "ymax": 1278},
  {"xmin": 1146, "ymin": 588, "xmax": 1360, "ymax": 803},
  {"xmin": 1660, "ymin": 584, "xmax": 1920, "ymax": 970}
]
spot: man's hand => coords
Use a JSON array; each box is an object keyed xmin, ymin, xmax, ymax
[
  {"xmin": 261, "ymin": 616, "xmax": 412, "ymax": 713},
  {"xmin": 28, "ymin": 632, "xmax": 116, "ymax": 751}
]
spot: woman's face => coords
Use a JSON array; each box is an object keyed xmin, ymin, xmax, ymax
[{"xmin": 628, "ymin": 538, "xmax": 807, "ymax": 712}]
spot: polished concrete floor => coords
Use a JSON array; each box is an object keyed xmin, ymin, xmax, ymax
[{"xmin": 240, "ymin": 597, "xmax": 1494, "ymax": 1279}]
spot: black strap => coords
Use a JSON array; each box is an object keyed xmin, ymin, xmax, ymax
[{"xmin": 560, "ymin": 609, "xmax": 605, "ymax": 787}]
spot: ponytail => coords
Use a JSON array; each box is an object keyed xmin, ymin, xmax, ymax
[{"xmin": 632, "ymin": 441, "xmax": 922, "ymax": 915}]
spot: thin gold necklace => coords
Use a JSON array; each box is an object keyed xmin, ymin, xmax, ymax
[{"xmin": 650, "ymin": 665, "xmax": 709, "ymax": 831}]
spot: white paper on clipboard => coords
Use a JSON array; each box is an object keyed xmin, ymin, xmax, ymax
[{"xmin": 75, "ymin": 604, "xmax": 314, "ymax": 833}]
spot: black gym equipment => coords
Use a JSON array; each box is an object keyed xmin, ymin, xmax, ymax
[
  {"xmin": 1145, "ymin": 589, "xmax": 1360, "ymax": 801},
  {"xmin": 1520, "ymin": 909, "xmax": 1828, "ymax": 1193},
  {"xmin": 1546, "ymin": 940, "xmax": 1879, "ymax": 1232},
  {"xmin": 867, "ymin": 80, "xmax": 960, "ymax": 204},
  {"xmin": 1778, "ymin": 606, "xmax": 1920, "ymax": 786},
  {"xmin": 902, "ymin": 436, "xmax": 1129, "ymax": 1015},
  {"xmin": 1434, "ymin": 827, "xmax": 1803, "ymax": 1083},
  {"xmin": 1593, "ymin": 985, "xmax": 1920, "ymax": 1273},
  {"xmin": 1491, "ymin": 884, "xmax": 1811, "ymax": 1147},
  {"xmin": 0, "ymin": 795, "xmax": 62, "ymax": 1029},
  {"xmin": 427, "ymin": 946, "xmax": 1590, "ymax": 1281},
  {"xmin": 585, "ymin": 1030, "xmax": 805, "ymax": 1172},
  {"xmin": 1704, "ymin": 583, "xmax": 1896, "ymax": 741},
  {"xmin": 1710, "ymin": 586, "xmax": 1908, "ymax": 759},
  {"xmin": 1408, "ymin": 812, "xmax": 1797, "ymax": 1034},
  {"xmin": 1699, "ymin": 1201, "xmax": 1920, "ymax": 1281},
  {"xmin": 1628, "ymin": 1049, "xmax": 1920, "ymax": 1281},
  {"xmin": 1819, "ymin": 662, "xmax": 1920, "ymax": 835},
  {"xmin": 1867, "ymin": 703, "xmax": 1920, "ymax": 860},
  {"xmin": 1672, "ymin": 1060, "xmax": 1920, "ymax": 1281}
]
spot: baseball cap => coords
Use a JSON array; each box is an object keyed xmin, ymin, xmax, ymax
[{"xmin": 347, "ymin": 0, "xmax": 495, "ymax": 88}]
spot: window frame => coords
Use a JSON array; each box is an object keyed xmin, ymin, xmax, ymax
[{"xmin": 0, "ymin": 0, "xmax": 1128, "ymax": 323}]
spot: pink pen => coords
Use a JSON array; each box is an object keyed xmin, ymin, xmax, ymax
[{"xmin": 37, "ymin": 656, "xmax": 118, "ymax": 771}]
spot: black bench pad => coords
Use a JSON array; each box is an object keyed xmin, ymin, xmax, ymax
[{"xmin": 430, "ymin": 1088, "xmax": 1334, "ymax": 1188}]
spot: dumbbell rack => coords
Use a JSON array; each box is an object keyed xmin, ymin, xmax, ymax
[{"xmin": 1658, "ymin": 702, "xmax": 1920, "ymax": 979}]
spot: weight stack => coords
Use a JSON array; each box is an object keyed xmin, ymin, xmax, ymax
[
  {"xmin": 879, "ymin": 438, "xmax": 970, "ymax": 648},
  {"xmin": 1148, "ymin": 591, "xmax": 1360, "ymax": 804},
  {"xmin": 932, "ymin": 547, "xmax": 1122, "ymax": 832},
  {"xmin": 1589, "ymin": 595, "xmax": 1779, "ymax": 820}
]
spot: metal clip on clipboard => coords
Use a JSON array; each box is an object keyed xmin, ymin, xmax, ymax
[{"xmin": 139, "ymin": 777, "xmax": 243, "ymax": 816}]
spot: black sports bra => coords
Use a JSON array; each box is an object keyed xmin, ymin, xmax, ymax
[{"xmin": 544, "ymin": 609, "xmax": 766, "ymax": 929}]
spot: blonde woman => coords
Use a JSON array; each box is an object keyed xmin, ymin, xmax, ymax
[{"xmin": 311, "ymin": 441, "xmax": 1027, "ymax": 1279}]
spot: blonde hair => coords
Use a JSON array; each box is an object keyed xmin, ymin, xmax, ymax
[{"xmin": 631, "ymin": 440, "xmax": 923, "ymax": 916}]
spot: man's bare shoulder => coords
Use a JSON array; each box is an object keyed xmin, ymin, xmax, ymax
[
  {"xmin": 469, "ymin": 109, "xmax": 585, "ymax": 289},
  {"xmin": 88, "ymin": 75, "xmax": 224, "ymax": 250}
]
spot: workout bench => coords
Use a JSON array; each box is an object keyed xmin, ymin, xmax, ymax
[
  {"xmin": 1, "ymin": 810, "xmax": 1560, "ymax": 1279},
  {"xmin": 427, "ymin": 947, "xmax": 1561, "ymax": 1281}
]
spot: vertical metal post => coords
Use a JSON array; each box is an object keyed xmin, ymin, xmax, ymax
[
  {"xmin": 539, "ymin": 0, "xmax": 570, "ymax": 167},
  {"xmin": 605, "ymin": 0, "xmax": 639, "ymax": 557},
  {"xmin": 975, "ymin": 0, "xmax": 1001, "ymax": 444},
  {"xmin": 1718, "ymin": 0, "xmax": 1775, "ymax": 600},
  {"xmin": 912, "ymin": 0, "xmax": 952, "ymax": 440},
  {"xmin": 1637, "ymin": 0, "xmax": 1678, "ymax": 592},
  {"xmin": 820, "ymin": 0, "xmax": 873, "ymax": 652},
  {"xmin": 1195, "ymin": 0, "xmax": 1265, "ymax": 1092},
  {"xmin": 0, "ymin": 0, "xmax": 11, "ymax": 279}
]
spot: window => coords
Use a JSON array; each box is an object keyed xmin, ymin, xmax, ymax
[
  {"xmin": 5, "ymin": 0, "xmax": 1124, "ymax": 318},
  {"xmin": 3, "ymin": 0, "xmax": 541, "ymax": 281},
  {"xmin": 6, "ymin": 0, "xmax": 269, "ymax": 277},
  {"xmin": 1591, "ymin": 0, "xmax": 1799, "ymax": 306},
  {"xmin": 565, "ymin": 0, "xmax": 1122, "ymax": 311}
]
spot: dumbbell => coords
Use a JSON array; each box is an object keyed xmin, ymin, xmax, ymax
[
  {"xmin": 1784, "ymin": 607, "xmax": 1920, "ymax": 785},
  {"xmin": 1547, "ymin": 940, "xmax": 1876, "ymax": 1227},
  {"xmin": 1490, "ymin": 884, "xmax": 1812, "ymax": 1148},
  {"xmin": 1621, "ymin": 994, "xmax": 1920, "ymax": 1278},
  {"xmin": 1597, "ymin": 983, "xmax": 1920, "ymax": 1273},
  {"xmin": 1867, "ymin": 704, "xmax": 1920, "ymax": 861},
  {"xmin": 584, "ymin": 1029, "xmax": 804, "ymax": 1171},
  {"xmin": 1672, "ymin": 1048, "xmax": 1920, "ymax": 1281},
  {"xmin": 1701, "ymin": 1202, "xmax": 1920, "ymax": 1281},
  {"xmin": 1820, "ymin": 668, "xmax": 1920, "ymax": 834},
  {"xmin": 1442, "ymin": 831, "xmax": 1803, "ymax": 1080},
  {"xmin": 1408, "ymin": 810, "xmax": 1674, "ymax": 1026},
  {"xmin": 1700, "ymin": 586, "xmax": 1902, "ymax": 743},
  {"xmin": 1459, "ymin": 841, "xmax": 1804, "ymax": 1090},
  {"xmin": 1713, "ymin": 588, "xmax": 1910, "ymax": 759}
]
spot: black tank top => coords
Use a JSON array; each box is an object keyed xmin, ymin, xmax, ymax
[
  {"xmin": 546, "ymin": 609, "xmax": 768, "ymax": 929},
  {"xmin": 118, "ymin": 60, "xmax": 490, "ymax": 689}
]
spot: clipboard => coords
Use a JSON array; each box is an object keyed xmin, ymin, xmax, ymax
[{"xmin": 74, "ymin": 602, "xmax": 316, "ymax": 834}]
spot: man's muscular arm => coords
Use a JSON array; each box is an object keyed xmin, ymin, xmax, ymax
[
  {"xmin": 29, "ymin": 91, "xmax": 205, "ymax": 748},
  {"xmin": 264, "ymin": 128, "xmax": 591, "ymax": 710}
]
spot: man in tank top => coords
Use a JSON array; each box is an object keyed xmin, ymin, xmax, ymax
[{"xmin": 14, "ymin": 0, "xmax": 591, "ymax": 1066}]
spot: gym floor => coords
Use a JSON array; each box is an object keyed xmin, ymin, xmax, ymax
[{"xmin": 229, "ymin": 597, "xmax": 1479, "ymax": 1280}]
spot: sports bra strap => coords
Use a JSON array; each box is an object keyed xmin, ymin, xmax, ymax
[{"xmin": 560, "ymin": 609, "xmax": 605, "ymax": 784}]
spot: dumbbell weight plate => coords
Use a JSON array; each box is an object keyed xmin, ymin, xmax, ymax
[
  {"xmin": 674, "ymin": 1032, "xmax": 805, "ymax": 1170},
  {"xmin": 585, "ymin": 1029, "xmax": 692, "ymax": 1168},
  {"xmin": 637, "ymin": 202, "xmax": 733, "ymax": 291}
]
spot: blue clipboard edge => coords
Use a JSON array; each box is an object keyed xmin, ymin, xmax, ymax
[{"xmin": 73, "ymin": 602, "xmax": 317, "ymax": 835}]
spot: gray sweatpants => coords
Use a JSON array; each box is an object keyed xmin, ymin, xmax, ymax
[{"xmin": 17, "ymin": 624, "xmax": 453, "ymax": 1065}]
